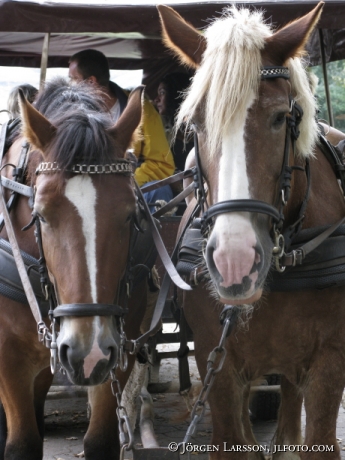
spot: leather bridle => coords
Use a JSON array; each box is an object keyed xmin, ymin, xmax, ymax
[
  {"xmin": 194, "ymin": 66, "xmax": 308, "ymax": 272},
  {"xmin": 0, "ymin": 154, "xmax": 136, "ymax": 372},
  {"xmin": 34, "ymin": 159, "xmax": 133, "ymax": 317}
]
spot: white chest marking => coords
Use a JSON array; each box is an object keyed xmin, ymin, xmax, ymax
[{"xmin": 65, "ymin": 175, "xmax": 98, "ymax": 302}]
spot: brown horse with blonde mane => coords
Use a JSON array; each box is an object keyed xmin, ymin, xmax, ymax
[
  {"xmin": 0, "ymin": 78, "xmax": 149, "ymax": 459},
  {"xmin": 159, "ymin": 2, "xmax": 345, "ymax": 459}
]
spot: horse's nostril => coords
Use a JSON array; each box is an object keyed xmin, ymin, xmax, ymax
[
  {"xmin": 253, "ymin": 244, "xmax": 263, "ymax": 266},
  {"xmin": 205, "ymin": 238, "xmax": 215, "ymax": 261},
  {"xmin": 59, "ymin": 344, "xmax": 70, "ymax": 367},
  {"xmin": 108, "ymin": 346, "xmax": 119, "ymax": 367}
]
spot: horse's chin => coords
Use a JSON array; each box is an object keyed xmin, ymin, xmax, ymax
[
  {"xmin": 61, "ymin": 359, "xmax": 114, "ymax": 386},
  {"xmin": 219, "ymin": 288, "xmax": 262, "ymax": 305}
]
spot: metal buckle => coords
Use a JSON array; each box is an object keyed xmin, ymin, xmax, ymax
[
  {"xmin": 273, "ymin": 230, "xmax": 286, "ymax": 273},
  {"xmin": 291, "ymin": 248, "xmax": 303, "ymax": 267}
]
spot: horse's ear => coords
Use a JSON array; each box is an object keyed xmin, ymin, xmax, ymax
[
  {"xmin": 19, "ymin": 89, "xmax": 56, "ymax": 154},
  {"xmin": 157, "ymin": 4, "xmax": 206, "ymax": 68},
  {"xmin": 264, "ymin": 2, "xmax": 324, "ymax": 63},
  {"xmin": 108, "ymin": 86, "xmax": 144, "ymax": 155}
]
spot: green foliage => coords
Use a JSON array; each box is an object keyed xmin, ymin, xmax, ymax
[{"xmin": 310, "ymin": 60, "xmax": 345, "ymax": 132}]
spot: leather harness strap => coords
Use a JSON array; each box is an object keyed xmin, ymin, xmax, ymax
[
  {"xmin": 152, "ymin": 182, "xmax": 194, "ymax": 219},
  {"xmin": 134, "ymin": 180, "xmax": 192, "ymax": 291},
  {"xmin": 141, "ymin": 168, "xmax": 194, "ymax": 193},
  {"xmin": 0, "ymin": 175, "xmax": 32, "ymax": 198},
  {"xmin": 0, "ymin": 122, "xmax": 52, "ymax": 344},
  {"xmin": 0, "ymin": 137, "xmax": 31, "ymax": 233},
  {"xmin": 129, "ymin": 201, "xmax": 201, "ymax": 354},
  {"xmin": 282, "ymin": 217, "xmax": 345, "ymax": 267}
]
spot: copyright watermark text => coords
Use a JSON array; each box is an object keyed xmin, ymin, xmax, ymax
[{"xmin": 168, "ymin": 442, "xmax": 335, "ymax": 455}]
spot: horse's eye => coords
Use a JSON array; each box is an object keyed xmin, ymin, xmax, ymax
[{"xmin": 273, "ymin": 112, "xmax": 286, "ymax": 127}]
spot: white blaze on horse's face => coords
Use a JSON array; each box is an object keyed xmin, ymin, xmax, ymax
[
  {"xmin": 65, "ymin": 175, "xmax": 98, "ymax": 302},
  {"xmin": 61, "ymin": 175, "xmax": 111, "ymax": 377},
  {"xmin": 207, "ymin": 91, "xmax": 263, "ymax": 304}
]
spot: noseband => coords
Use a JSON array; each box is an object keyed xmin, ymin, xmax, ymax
[{"xmin": 195, "ymin": 66, "xmax": 307, "ymax": 271}]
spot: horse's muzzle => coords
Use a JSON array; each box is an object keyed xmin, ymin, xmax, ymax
[{"xmin": 55, "ymin": 304, "xmax": 124, "ymax": 385}]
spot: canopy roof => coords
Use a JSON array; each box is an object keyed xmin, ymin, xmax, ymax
[{"xmin": 0, "ymin": 0, "xmax": 344, "ymax": 92}]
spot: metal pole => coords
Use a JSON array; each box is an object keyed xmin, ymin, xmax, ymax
[
  {"xmin": 318, "ymin": 29, "xmax": 334, "ymax": 126},
  {"xmin": 39, "ymin": 33, "xmax": 50, "ymax": 91}
]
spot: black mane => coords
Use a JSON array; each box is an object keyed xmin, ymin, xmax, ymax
[{"xmin": 34, "ymin": 77, "xmax": 118, "ymax": 169}]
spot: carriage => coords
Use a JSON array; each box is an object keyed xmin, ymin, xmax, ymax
[{"xmin": 1, "ymin": 1, "xmax": 345, "ymax": 460}]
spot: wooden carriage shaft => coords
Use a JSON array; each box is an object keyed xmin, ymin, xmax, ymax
[{"xmin": 46, "ymin": 384, "xmax": 281, "ymax": 400}]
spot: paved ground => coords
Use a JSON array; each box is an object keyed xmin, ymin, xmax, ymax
[{"xmin": 42, "ymin": 351, "xmax": 345, "ymax": 460}]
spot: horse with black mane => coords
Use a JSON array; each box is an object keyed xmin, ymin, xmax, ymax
[
  {"xmin": 159, "ymin": 2, "xmax": 345, "ymax": 458},
  {"xmin": 0, "ymin": 78, "xmax": 151, "ymax": 460}
]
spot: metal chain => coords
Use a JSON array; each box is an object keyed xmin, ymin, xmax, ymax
[
  {"xmin": 36, "ymin": 161, "xmax": 132, "ymax": 175},
  {"xmin": 181, "ymin": 307, "xmax": 235, "ymax": 452},
  {"xmin": 110, "ymin": 369, "xmax": 135, "ymax": 454}
]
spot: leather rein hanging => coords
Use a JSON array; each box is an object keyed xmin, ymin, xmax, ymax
[{"xmin": 193, "ymin": 66, "xmax": 345, "ymax": 273}]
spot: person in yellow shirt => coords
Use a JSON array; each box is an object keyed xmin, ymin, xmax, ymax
[{"xmin": 68, "ymin": 49, "xmax": 175, "ymax": 210}]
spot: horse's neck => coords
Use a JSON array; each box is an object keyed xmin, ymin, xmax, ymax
[{"xmin": 0, "ymin": 137, "xmax": 38, "ymax": 258}]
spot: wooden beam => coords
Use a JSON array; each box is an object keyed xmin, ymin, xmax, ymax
[{"xmin": 40, "ymin": 33, "xmax": 50, "ymax": 90}]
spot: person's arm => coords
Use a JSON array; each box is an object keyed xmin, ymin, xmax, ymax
[{"xmin": 132, "ymin": 98, "xmax": 175, "ymax": 186}]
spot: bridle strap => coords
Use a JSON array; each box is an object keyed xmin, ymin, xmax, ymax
[
  {"xmin": 201, "ymin": 199, "xmax": 281, "ymax": 232},
  {"xmin": 193, "ymin": 129, "xmax": 207, "ymax": 214},
  {"xmin": 194, "ymin": 67, "xmax": 304, "ymax": 241},
  {"xmin": 53, "ymin": 303, "xmax": 127, "ymax": 318}
]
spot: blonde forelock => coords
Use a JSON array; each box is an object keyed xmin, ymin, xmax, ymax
[{"xmin": 176, "ymin": 6, "xmax": 318, "ymax": 160}]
